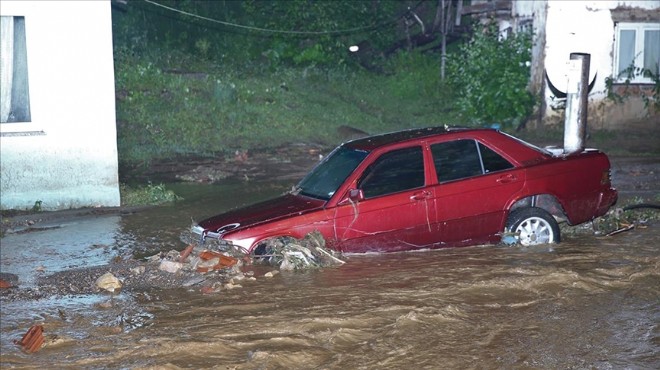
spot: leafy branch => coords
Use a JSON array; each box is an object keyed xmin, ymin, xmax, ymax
[{"xmin": 605, "ymin": 64, "xmax": 660, "ymax": 111}]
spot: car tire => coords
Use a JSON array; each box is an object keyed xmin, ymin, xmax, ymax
[{"xmin": 506, "ymin": 207, "xmax": 560, "ymax": 246}]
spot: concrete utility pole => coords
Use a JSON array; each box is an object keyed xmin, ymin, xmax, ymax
[{"xmin": 563, "ymin": 53, "xmax": 590, "ymax": 154}]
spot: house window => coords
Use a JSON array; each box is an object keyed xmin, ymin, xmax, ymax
[
  {"xmin": 614, "ymin": 22, "xmax": 660, "ymax": 83},
  {"xmin": 1, "ymin": 16, "xmax": 31, "ymax": 123}
]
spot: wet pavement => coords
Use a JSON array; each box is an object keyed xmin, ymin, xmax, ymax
[{"xmin": 1, "ymin": 156, "xmax": 659, "ymax": 368}]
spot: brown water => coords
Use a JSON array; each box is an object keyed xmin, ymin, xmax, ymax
[{"xmin": 1, "ymin": 181, "xmax": 658, "ymax": 369}]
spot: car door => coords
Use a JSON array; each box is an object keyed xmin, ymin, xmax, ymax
[
  {"xmin": 428, "ymin": 139, "xmax": 524, "ymax": 246},
  {"xmin": 333, "ymin": 145, "xmax": 436, "ymax": 253}
]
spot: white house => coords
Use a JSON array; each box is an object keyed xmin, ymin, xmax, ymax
[
  {"xmin": 1, "ymin": 0, "xmax": 120, "ymax": 210},
  {"xmin": 465, "ymin": 0, "xmax": 660, "ymax": 129}
]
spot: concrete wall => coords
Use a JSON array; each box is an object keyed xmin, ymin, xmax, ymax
[{"xmin": 0, "ymin": 1, "xmax": 120, "ymax": 210}]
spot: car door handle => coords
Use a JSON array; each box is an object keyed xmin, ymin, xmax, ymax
[
  {"xmin": 410, "ymin": 191, "xmax": 431, "ymax": 201},
  {"xmin": 496, "ymin": 174, "xmax": 517, "ymax": 184}
]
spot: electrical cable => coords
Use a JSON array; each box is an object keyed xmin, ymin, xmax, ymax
[{"xmin": 142, "ymin": 0, "xmax": 411, "ymax": 36}]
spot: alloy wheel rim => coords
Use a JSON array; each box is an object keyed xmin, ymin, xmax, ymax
[{"xmin": 516, "ymin": 217, "xmax": 553, "ymax": 245}]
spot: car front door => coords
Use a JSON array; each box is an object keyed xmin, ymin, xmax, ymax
[
  {"xmin": 333, "ymin": 145, "xmax": 436, "ymax": 253},
  {"xmin": 428, "ymin": 139, "xmax": 525, "ymax": 246}
]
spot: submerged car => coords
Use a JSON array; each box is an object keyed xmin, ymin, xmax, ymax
[{"xmin": 190, "ymin": 127, "xmax": 617, "ymax": 254}]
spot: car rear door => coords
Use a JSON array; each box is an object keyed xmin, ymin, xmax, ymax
[
  {"xmin": 333, "ymin": 145, "xmax": 437, "ymax": 253},
  {"xmin": 428, "ymin": 139, "xmax": 525, "ymax": 246}
]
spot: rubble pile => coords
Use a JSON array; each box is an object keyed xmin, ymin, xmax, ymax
[
  {"xmin": 253, "ymin": 231, "xmax": 345, "ymax": 270},
  {"xmin": 1, "ymin": 231, "xmax": 345, "ymax": 301}
]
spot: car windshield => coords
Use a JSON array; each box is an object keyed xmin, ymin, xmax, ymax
[{"xmin": 296, "ymin": 146, "xmax": 369, "ymax": 200}]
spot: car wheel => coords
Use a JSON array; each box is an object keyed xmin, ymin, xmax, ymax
[{"xmin": 506, "ymin": 207, "xmax": 560, "ymax": 246}]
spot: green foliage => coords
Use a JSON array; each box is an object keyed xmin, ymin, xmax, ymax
[
  {"xmin": 31, "ymin": 200, "xmax": 43, "ymax": 213},
  {"xmin": 446, "ymin": 24, "xmax": 535, "ymax": 127},
  {"xmin": 592, "ymin": 196, "xmax": 660, "ymax": 235},
  {"xmin": 120, "ymin": 183, "xmax": 181, "ymax": 206},
  {"xmin": 605, "ymin": 65, "xmax": 660, "ymax": 111},
  {"xmin": 112, "ymin": 0, "xmax": 405, "ymax": 69},
  {"xmin": 111, "ymin": 3, "xmax": 541, "ymax": 166},
  {"xmin": 384, "ymin": 51, "xmax": 445, "ymax": 101},
  {"xmin": 242, "ymin": 0, "xmax": 402, "ymax": 67},
  {"xmin": 114, "ymin": 48, "xmax": 454, "ymax": 166}
]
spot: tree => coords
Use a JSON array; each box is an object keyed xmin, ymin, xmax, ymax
[{"xmin": 446, "ymin": 23, "xmax": 535, "ymax": 127}]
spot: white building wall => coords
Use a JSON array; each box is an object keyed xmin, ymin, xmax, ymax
[
  {"xmin": 512, "ymin": 1, "xmax": 548, "ymax": 96},
  {"xmin": 0, "ymin": 1, "xmax": 120, "ymax": 210},
  {"xmin": 541, "ymin": 0, "xmax": 660, "ymax": 128}
]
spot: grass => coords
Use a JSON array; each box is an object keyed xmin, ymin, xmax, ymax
[
  {"xmin": 119, "ymin": 183, "xmax": 181, "ymax": 206},
  {"xmin": 114, "ymin": 52, "xmax": 457, "ymax": 167}
]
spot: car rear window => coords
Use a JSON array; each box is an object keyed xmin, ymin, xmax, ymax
[
  {"xmin": 479, "ymin": 142, "xmax": 514, "ymax": 173},
  {"xmin": 432, "ymin": 139, "xmax": 513, "ymax": 182}
]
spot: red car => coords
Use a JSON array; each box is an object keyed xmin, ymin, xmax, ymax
[{"xmin": 191, "ymin": 127, "xmax": 617, "ymax": 254}]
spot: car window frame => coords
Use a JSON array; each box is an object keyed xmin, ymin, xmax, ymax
[
  {"xmin": 356, "ymin": 145, "xmax": 426, "ymax": 199},
  {"xmin": 430, "ymin": 138, "xmax": 515, "ymax": 184}
]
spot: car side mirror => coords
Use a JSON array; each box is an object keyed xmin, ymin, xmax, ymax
[{"xmin": 339, "ymin": 188, "xmax": 364, "ymax": 205}]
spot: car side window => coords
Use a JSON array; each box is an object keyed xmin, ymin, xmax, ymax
[
  {"xmin": 432, "ymin": 139, "xmax": 514, "ymax": 183},
  {"xmin": 358, "ymin": 146, "xmax": 424, "ymax": 198},
  {"xmin": 479, "ymin": 142, "xmax": 513, "ymax": 173},
  {"xmin": 432, "ymin": 140, "xmax": 482, "ymax": 182}
]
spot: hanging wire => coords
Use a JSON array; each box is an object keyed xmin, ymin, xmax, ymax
[{"xmin": 142, "ymin": 0, "xmax": 417, "ymax": 36}]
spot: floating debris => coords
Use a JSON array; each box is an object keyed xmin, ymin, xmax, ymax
[
  {"xmin": 592, "ymin": 201, "xmax": 659, "ymax": 237},
  {"xmin": 605, "ymin": 223, "xmax": 635, "ymax": 237},
  {"xmin": 255, "ymin": 231, "xmax": 345, "ymax": 270},
  {"xmin": 14, "ymin": 324, "xmax": 44, "ymax": 353},
  {"xmin": 178, "ymin": 243, "xmax": 195, "ymax": 263},
  {"xmin": 194, "ymin": 250, "xmax": 238, "ymax": 273},
  {"xmin": 0, "ymin": 273, "xmax": 18, "ymax": 288},
  {"xmin": 0, "ymin": 279, "xmax": 13, "ymax": 289}
]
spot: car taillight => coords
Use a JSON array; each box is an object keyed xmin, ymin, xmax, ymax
[{"xmin": 600, "ymin": 169, "xmax": 611, "ymax": 185}]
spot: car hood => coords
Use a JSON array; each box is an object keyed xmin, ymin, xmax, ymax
[{"xmin": 197, "ymin": 193, "xmax": 326, "ymax": 233}]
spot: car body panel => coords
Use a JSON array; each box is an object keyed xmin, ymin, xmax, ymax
[
  {"xmin": 332, "ymin": 186, "xmax": 436, "ymax": 253},
  {"xmin": 198, "ymin": 194, "xmax": 325, "ymax": 233},
  {"xmin": 428, "ymin": 167, "xmax": 527, "ymax": 247}
]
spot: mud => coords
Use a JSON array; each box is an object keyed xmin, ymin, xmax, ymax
[{"xmin": 121, "ymin": 142, "xmax": 328, "ymax": 184}]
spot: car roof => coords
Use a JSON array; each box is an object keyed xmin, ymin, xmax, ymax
[{"xmin": 343, "ymin": 126, "xmax": 485, "ymax": 151}]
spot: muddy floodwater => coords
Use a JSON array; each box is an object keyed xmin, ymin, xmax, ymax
[{"xmin": 1, "ymin": 179, "xmax": 659, "ymax": 369}]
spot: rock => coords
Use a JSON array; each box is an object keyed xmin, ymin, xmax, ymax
[
  {"xmin": 224, "ymin": 282, "xmax": 242, "ymax": 290},
  {"xmin": 96, "ymin": 272, "xmax": 122, "ymax": 293},
  {"xmin": 264, "ymin": 270, "xmax": 279, "ymax": 278},
  {"xmin": 159, "ymin": 260, "xmax": 183, "ymax": 274}
]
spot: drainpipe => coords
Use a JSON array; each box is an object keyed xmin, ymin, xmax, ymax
[{"xmin": 563, "ymin": 53, "xmax": 590, "ymax": 154}]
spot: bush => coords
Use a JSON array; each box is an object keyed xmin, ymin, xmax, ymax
[{"xmin": 446, "ymin": 24, "xmax": 535, "ymax": 128}]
